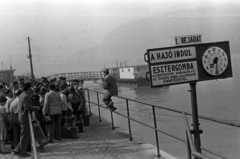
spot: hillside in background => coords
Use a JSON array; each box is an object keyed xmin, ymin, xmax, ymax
[
  {"xmin": 13, "ymin": 3, "xmax": 240, "ymax": 77},
  {"xmin": 72, "ymin": 4, "xmax": 240, "ymax": 71}
]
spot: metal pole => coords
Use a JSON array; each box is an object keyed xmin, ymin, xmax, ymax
[
  {"xmin": 96, "ymin": 92, "xmax": 102, "ymax": 122},
  {"xmin": 110, "ymin": 111, "xmax": 115, "ymax": 130},
  {"xmin": 1, "ymin": 62, "xmax": 3, "ymax": 70},
  {"xmin": 186, "ymin": 131, "xmax": 192, "ymax": 159},
  {"xmin": 28, "ymin": 37, "xmax": 35, "ymax": 79},
  {"xmin": 28, "ymin": 112, "xmax": 38, "ymax": 159},
  {"xmin": 126, "ymin": 99, "xmax": 132, "ymax": 141},
  {"xmin": 152, "ymin": 106, "xmax": 161, "ymax": 158},
  {"xmin": 87, "ymin": 90, "xmax": 92, "ymax": 116},
  {"xmin": 189, "ymin": 82, "xmax": 202, "ymax": 153}
]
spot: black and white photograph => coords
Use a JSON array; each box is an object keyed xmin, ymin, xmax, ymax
[{"xmin": 0, "ymin": 0, "xmax": 239, "ymax": 158}]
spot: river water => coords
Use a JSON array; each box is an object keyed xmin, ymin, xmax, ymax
[{"xmin": 83, "ymin": 57, "xmax": 240, "ymax": 159}]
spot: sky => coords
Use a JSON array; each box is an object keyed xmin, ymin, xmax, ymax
[{"xmin": 0, "ymin": 0, "xmax": 239, "ymax": 77}]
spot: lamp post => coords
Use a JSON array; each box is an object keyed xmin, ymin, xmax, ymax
[{"xmin": 27, "ymin": 37, "xmax": 35, "ymax": 79}]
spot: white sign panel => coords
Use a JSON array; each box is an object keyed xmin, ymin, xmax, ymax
[
  {"xmin": 149, "ymin": 47, "xmax": 196, "ymax": 64},
  {"xmin": 151, "ymin": 61, "xmax": 199, "ymax": 86},
  {"xmin": 174, "ymin": 34, "xmax": 202, "ymax": 46}
]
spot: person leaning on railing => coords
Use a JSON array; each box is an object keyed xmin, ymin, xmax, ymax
[{"xmin": 14, "ymin": 82, "xmax": 40, "ymax": 158}]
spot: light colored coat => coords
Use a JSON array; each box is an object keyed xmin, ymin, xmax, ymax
[{"xmin": 43, "ymin": 90, "xmax": 61, "ymax": 115}]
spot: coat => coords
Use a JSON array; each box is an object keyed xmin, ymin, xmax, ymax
[
  {"xmin": 43, "ymin": 91, "xmax": 62, "ymax": 115},
  {"xmin": 18, "ymin": 92, "xmax": 39, "ymax": 122},
  {"xmin": 102, "ymin": 75, "xmax": 118, "ymax": 98}
]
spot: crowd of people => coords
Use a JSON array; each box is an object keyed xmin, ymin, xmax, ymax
[
  {"xmin": 0, "ymin": 68, "xmax": 119, "ymax": 158},
  {"xmin": 0, "ymin": 76, "xmax": 88, "ymax": 158}
]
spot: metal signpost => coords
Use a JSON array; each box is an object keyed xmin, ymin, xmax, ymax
[{"xmin": 144, "ymin": 36, "xmax": 233, "ymax": 155}]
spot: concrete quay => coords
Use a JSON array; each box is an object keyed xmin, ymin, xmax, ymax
[{"xmin": 2, "ymin": 114, "xmax": 177, "ymax": 159}]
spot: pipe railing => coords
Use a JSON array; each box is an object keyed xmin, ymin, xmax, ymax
[
  {"xmin": 182, "ymin": 112, "xmax": 213, "ymax": 159},
  {"xmin": 28, "ymin": 111, "xmax": 38, "ymax": 159},
  {"xmin": 87, "ymin": 90, "xmax": 240, "ymax": 128},
  {"xmin": 86, "ymin": 89, "xmax": 236, "ymax": 159}
]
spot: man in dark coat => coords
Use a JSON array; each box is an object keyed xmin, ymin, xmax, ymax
[{"xmin": 102, "ymin": 69, "xmax": 118, "ymax": 111}]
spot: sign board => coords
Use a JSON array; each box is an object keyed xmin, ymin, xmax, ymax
[
  {"xmin": 151, "ymin": 61, "xmax": 199, "ymax": 86},
  {"xmin": 149, "ymin": 46, "xmax": 196, "ymax": 64},
  {"xmin": 145, "ymin": 41, "xmax": 232, "ymax": 88},
  {"xmin": 174, "ymin": 34, "xmax": 202, "ymax": 46}
]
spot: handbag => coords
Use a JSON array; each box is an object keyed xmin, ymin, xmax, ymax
[{"xmin": 44, "ymin": 114, "xmax": 51, "ymax": 123}]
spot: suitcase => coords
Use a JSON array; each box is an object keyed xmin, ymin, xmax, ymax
[
  {"xmin": 65, "ymin": 116, "xmax": 75, "ymax": 127},
  {"xmin": 61, "ymin": 127, "xmax": 79, "ymax": 139},
  {"xmin": 83, "ymin": 115, "xmax": 90, "ymax": 126},
  {"xmin": 65, "ymin": 110, "xmax": 75, "ymax": 127},
  {"xmin": 32, "ymin": 119, "xmax": 48, "ymax": 147},
  {"xmin": 75, "ymin": 122, "xmax": 84, "ymax": 133}
]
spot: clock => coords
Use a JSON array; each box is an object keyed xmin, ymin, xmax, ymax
[{"xmin": 202, "ymin": 46, "xmax": 228, "ymax": 76}]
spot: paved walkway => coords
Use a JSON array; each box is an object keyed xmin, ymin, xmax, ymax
[{"xmin": 2, "ymin": 114, "xmax": 177, "ymax": 159}]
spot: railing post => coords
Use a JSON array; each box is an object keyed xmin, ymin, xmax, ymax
[
  {"xmin": 110, "ymin": 111, "xmax": 115, "ymax": 130},
  {"xmin": 152, "ymin": 106, "xmax": 161, "ymax": 158},
  {"xmin": 96, "ymin": 92, "xmax": 102, "ymax": 122},
  {"xmin": 126, "ymin": 99, "xmax": 132, "ymax": 141},
  {"xmin": 87, "ymin": 89, "xmax": 92, "ymax": 116},
  {"xmin": 28, "ymin": 112, "xmax": 38, "ymax": 159},
  {"xmin": 186, "ymin": 131, "xmax": 192, "ymax": 159}
]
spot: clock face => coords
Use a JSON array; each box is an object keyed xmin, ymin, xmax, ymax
[{"xmin": 202, "ymin": 47, "xmax": 228, "ymax": 76}]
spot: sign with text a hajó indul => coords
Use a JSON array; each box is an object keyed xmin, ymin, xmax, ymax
[{"xmin": 146, "ymin": 46, "xmax": 199, "ymax": 87}]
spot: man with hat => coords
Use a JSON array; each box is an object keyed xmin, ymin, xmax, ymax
[{"xmin": 102, "ymin": 69, "xmax": 118, "ymax": 111}]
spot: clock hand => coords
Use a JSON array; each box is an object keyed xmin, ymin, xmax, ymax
[
  {"xmin": 213, "ymin": 57, "xmax": 219, "ymax": 64},
  {"xmin": 213, "ymin": 57, "xmax": 219, "ymax": 75},
  {"xmin": 216, "ymin": 63, "xmax": 219, "ymax": 75},
  {"xmin": 209, "ymin": 57, "xmax": 219, "ymax": 68}
]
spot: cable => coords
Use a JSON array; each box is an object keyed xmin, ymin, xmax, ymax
[
  {"xmin": 34, "ymin": 0, "xmax": 55, "ymax": 38},
  {"xmin": 30, "ymin": 0, "xmax": 42, "ymax": 37}
]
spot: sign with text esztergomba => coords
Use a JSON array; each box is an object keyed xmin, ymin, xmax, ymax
[{"xmin": 145, "ymin": 41, "xmax": 232, "ymax": 88}]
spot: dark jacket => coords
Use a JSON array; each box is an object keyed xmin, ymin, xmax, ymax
[
  {"xmin": 18, "ymin": 93, "xmax": 39, "ymax": 122},
  {"xmin": 102, "ymin": 75, "xmax": 118, "ymax": 97},
  {"xmin": 31, "ymin": 94, "xmax": 40, "ymax": 106},
  {"xmin": 77, "ymin": 87, "xmax": 85, "ymax": 107}
]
